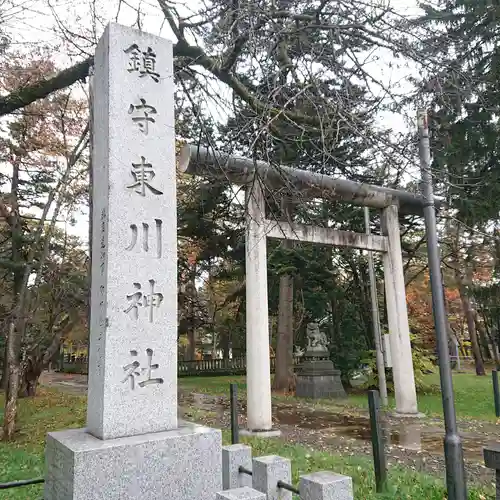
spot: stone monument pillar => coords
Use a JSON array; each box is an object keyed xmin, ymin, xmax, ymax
[
  {"xmin": 295, "ymin": 323, "xmax": 346, "ymax": 399},
  {"xmin": 44, "ymin": 23, "xmax": 222, "ymax": 500}
]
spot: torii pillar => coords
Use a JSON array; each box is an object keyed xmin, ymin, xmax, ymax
[
  {"xmin": 241, "ymin": 179, "xmax": 280, "ymax": 436},
  {"xmin": 382, "ymin": 204, "xmax": 419, "ymax": 415}
]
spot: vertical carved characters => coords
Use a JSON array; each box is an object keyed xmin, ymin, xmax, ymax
[{"xmin": 119, "ymin": 39, "xmax": 168, "ymax": 392}]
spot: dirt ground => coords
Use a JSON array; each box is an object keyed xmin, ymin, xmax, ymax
[{"xmin": 39, "ymin": 371, "xmax": 497, "ymax": 488}]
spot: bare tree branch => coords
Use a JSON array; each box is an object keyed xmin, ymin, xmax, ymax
[{"xmin": 0, "ymin": 58, "xmax": 93, "ymax": 117}]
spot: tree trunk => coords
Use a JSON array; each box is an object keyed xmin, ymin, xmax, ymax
[
  {"xmin": 18, "ymin": 357, "xmax": 42, "ymax": 398},
  {"xmin": 450, "ymin": 222, "xmax": 485, "ymax": 376},
  {"xmin": 482, "ymin": 312, "xmax": 500, "ymax": 366},
  {"xmin": 0, "ymin": 343, "xmax": 8, "ymax": 391},
  {"xmin": 3, "ymin": 159, "xmax": 23, "ymax": 441},
  {"xmin": 220, "ymin": 332, "xmax": 230, "ymax": 359},
  {"xmin": 272, "ymin": 197, "xmax": 296, "ymax": 393},
  {"xmin": 206, "ymin": 262, "xmax": 219, "ymax": 360},
  {"xmin": 185, "ymin": 271, "xmax": 196, "ymax": 361},
  {"xmin": 26, "ymin": 378, "xmax": 37, "ymax": 397},
  {"xmin": 474, "ymin": 309, "xmax": 493, "ymax": 360},
  {"xmin": 4, "ymin": 322, "xmax": 21, "ymax": 440},
  {"xmin": 272, "ymin": 272, "xmax": 294, "ymax": 392},
  {"xmin": 355, "ymin": 259, "xmax": 373, "ymax": 348},
  {"xmin": 456, "ymin": 280, "xmax": 485, "ymax": 375},
  {"xmin": 478, "ymin": 325, "xmax": 492, "ymax": 361}
]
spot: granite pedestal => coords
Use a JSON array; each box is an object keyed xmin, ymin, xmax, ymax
[
  {"xmin": 44, "ymin": 422, "xmax": 222, "ymax": 500},
  {"xmin": 295, "ymin": 356, "xmax": 346, "ymax": 399}
]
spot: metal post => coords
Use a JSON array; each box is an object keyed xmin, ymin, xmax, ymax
[
  {"xmin": 364, "ymin": 207, "xmax": 388, "ymax": 407},
  {"xmin": 277, "ymin": 481, "xmax": 300, "ymax": 495},
  {"xmin": 0, "ymin": 478, "xmax": 44, "ymax": 489},
  {"xmin": 493, "ymin": 370, "xmax": 500, "ymax": 418},
  {"xmin": 455, "ymin": 338, "xmax": 461, "ymax": 372},
  {"xmin": 417, "ymin": 109, "xmax": 467, "ymax": 500},
  {"xmin": 230, "ymin": 383, "xmax": 239, "ymax": 444},
  {"xmin": 368, "ymin": 390, "xmax": 387, "ymax": 492}
]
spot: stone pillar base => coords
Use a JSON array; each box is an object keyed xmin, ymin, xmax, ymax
[
  {"xmin": 390, "ymin": 411, "xmax": 425, "ymax": 419},
  {"xmin": 45, "ymin": 422, "xmax": 222, "ymax": 500},
  {"xmin": 239, "ymin": 429, "xmax": 281, "ymax": 438},
  {"xmin": 295, "ymin": 359, "xmax": 346, "ymax": 399}
]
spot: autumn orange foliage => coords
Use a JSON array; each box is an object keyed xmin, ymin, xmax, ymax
[{"xmin": 406, "ymin": 270, "xmax": 463, "ymax": 350}]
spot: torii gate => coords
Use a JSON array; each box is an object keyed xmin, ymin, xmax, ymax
[{"xmin": 179, "ymin": 144, "xmax": 430, "ymax": 434}]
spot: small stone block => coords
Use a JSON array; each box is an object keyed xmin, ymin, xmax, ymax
[
  {"xmin": 44, "ymin": 423, "xmax": 222, "ymax": 500},
  {"xmin": 252, "ymin": 455, "xmax": 292, "ymax": 500},
  {"xmin": 222, "ymin": 444, "xmax": 252, "ymax": 490},
  {"xmin": 484, "ymin": 443, "xmax": 500, "ymax": 470},
  {"xmin": 300, "ymin": 471, "xmax": 353, "ymax": 500},
  {"xmin": 216, "ymin": 487, "xmax": 266, "ymax": 500}
]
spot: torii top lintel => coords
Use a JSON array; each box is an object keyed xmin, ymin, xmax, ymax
[{"xmin": 178, "ymin": 144, "xmax": 441, "ymax": 216}]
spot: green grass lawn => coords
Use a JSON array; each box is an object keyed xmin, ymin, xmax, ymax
[
  {"xmin": 180, "ymin": 370, "xmax": 499, "ymax": 422},
  {"xmin": 0, "ymin": 389, "xmax": 86, "ymax": 499},
  {"xmin": 0, "ymin": 379, "xmax": 495, "ymax": 499},
  {"xmin": 419, "ymin": 371, "xmax": 496, "ymax": 421},
  {"xmin": 337, "ymin": 371, "xmax": 499, "ymax": 422}
]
